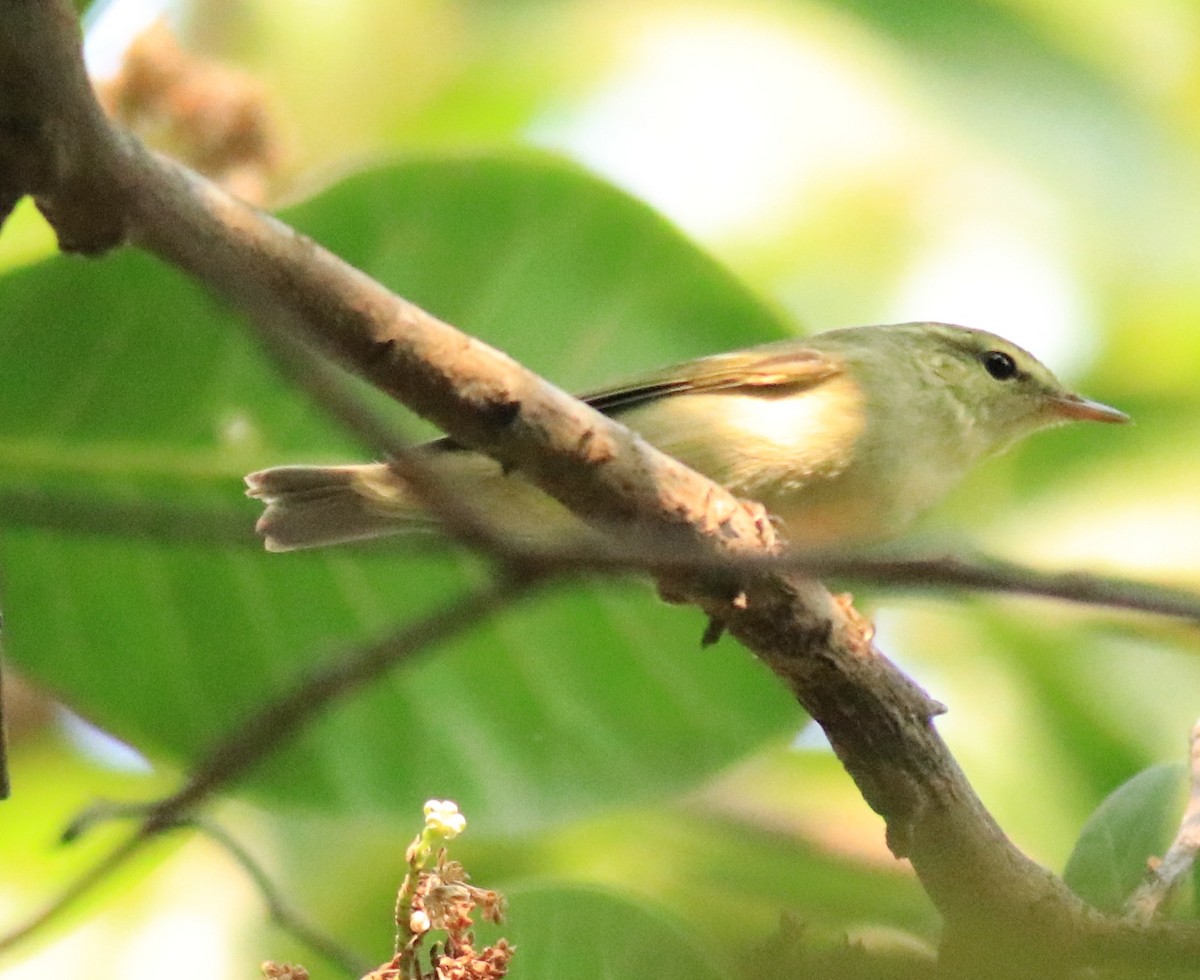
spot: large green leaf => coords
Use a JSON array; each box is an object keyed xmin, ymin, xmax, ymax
[
  {"xmin": 1063, "ymin": 762, "xmax": 1187, "ymax": 913},
  {"xmin": 0, "ymin": 153, "xmax": 799, "ymax": 830},
  {"xmin": 501, "ymin": 884, "xmax": 729, "ymax": 980}
]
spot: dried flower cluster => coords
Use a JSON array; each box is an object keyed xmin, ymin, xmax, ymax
[
  {"xmin": 97, "ymin": 22, "xmax": 281, "ymax": 203},
  {"xmin": 260, "ymin": 962, "xmax": 309, "ymax": 980},
  {"xmin": 392, "ymin": 852, "xmax": 511, "ymax": 979},
  {"xmin": 373, "ymin": 801, "xmax": 513, "ymax": 980},
  {"xmin": 431, "ymin": 937, "xmax": 514, "ymax": 980}
]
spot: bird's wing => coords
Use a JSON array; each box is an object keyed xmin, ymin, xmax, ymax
[
  {"xmin": 581, "ymin": 343, "xmax": 844, "ymax": 415},
  {"xmin": 427, "ymin": 342, "xmax": 844, "ymax": 453}
]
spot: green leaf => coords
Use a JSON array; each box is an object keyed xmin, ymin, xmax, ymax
[
  {"xmin": 1063, "ymin": 762, "xmax": 1187, "ymax": 912},
  {"xmin": 499, "ymin": 883, "xmax": 729, "ymax": 980},
  {"xmin": 0, "ymin": 152, "xmax": 799, "ymax": 830}
]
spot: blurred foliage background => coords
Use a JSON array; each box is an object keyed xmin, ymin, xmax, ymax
[{"xmin": 1, "ymin": 0, "xmax": 1199, "ymax": 977}]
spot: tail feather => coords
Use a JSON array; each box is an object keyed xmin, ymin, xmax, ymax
[
  {"xmin": 245, "ymin": 464, "xmax": 421, "ymax": 552},
  {"xmin": 247, "ymin": 455, "xmax": 573, "ymax": 552}
]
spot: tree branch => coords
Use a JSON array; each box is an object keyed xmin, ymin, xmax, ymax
[
  {"xmin": 3, "ymin": 2, "xmax": 1199, "ymax": 974},
  {"xmin": 0, "ymin": 0, "xmax": 128, "ymax": 251}
]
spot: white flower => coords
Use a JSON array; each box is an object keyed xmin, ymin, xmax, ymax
[{"xmin": 423, "ymin": 799, "xmax": 467, "ymax": 838}]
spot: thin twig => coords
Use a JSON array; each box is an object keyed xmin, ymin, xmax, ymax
[
  {"xmin": 0, "ymin": 830, "xmax": 147, "ymax": 954},
  {"xmin": 0, "ymin": 575, "xmax": 543, "ymax": 955},
  {"xmin": 6, "ymin": 463, "xmax": 1200, "ymax": 623},
  {"xmin": 781, "ymin": 551, "xmax": 1200, "ymax": 623},
  {"xmin": 499, "ymin": 539, "xmax": 1200, "ymax": 624},
  {"xmin": 1125, "ymin": 720, "xmax": 1200, "ymax": 923},
  {"xmin": 142, "ymin": 573, "xmax": 543, "ymax": 829},
  {"xmin": 3, "ymin": 460, "xmax": 1199, "ymax": 625},
  {"xmin": 190, "ymin": 817, "xmax": 373, "ymax": 977}
]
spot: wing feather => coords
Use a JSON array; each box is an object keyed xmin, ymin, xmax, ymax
[{"xmin": 582, "ymin": 343, "xmax": 844, "ymax": 415}]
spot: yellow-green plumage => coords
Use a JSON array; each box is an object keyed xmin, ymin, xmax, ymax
[{"xmin": 245, "ymin": 322, "xmax": 1127, "ymax": 552}]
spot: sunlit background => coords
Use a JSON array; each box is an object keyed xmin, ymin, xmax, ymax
[{"xmin": 3, "ymin": 0, "xmax": 1199, "ymax": 977}]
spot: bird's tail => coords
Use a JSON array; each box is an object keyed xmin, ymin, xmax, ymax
[{"xmin": 245, "ymin": 463, "xmax": 423, "ymax": 552}]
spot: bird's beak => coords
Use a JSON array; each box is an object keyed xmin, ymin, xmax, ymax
[{"xmin": 1048, "ymin": 392, "xmax": 1130, "ymax": 424}]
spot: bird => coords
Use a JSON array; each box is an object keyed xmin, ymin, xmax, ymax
[{"xmin": 245, "ymin": 321, "xmax": 1128, "ymax": 553}]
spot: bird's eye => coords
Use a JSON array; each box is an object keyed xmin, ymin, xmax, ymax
[{"xmin": 982, "ymin": 350, "xmax": 1018, "ymax": 381}]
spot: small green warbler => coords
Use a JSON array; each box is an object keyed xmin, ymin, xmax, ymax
[{"xmin": 246, "ymin": 322, "xmax": 1127, "ymax": 552}]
